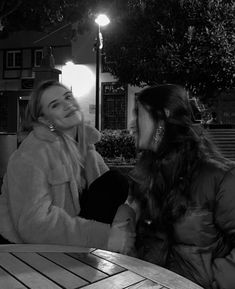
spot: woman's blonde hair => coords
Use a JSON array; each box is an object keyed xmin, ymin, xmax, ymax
[
  {"xmin": 21, "ymin": 80, "xmax": 70, "ymax": 132},
  {"xmin": 21, "ymin": 79, "xmax": 87, "ymax": 190}
]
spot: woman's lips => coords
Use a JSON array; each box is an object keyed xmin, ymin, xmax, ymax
[{"xmin": 65, "ymin": 109, "xmax": 77, "ymax": 118}]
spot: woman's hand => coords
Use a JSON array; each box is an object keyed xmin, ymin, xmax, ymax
[{"xmin": 107, "ymin": 220, "xmax": 136, "ymax": 254}]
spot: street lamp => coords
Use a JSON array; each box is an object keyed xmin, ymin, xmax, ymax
[{"xmin": 94, "ymin": 14, "xmax": 110, "ymax": 129}]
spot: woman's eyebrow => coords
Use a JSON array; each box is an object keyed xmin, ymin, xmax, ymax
[
  {"xmin": 47, "ymin": 91, "xmax": 73, "ymax": 108},
  {"xmin": 48, "ymin": 99, "xmax": 58, "ymax": 108},
  {"xmin": 63, "ymin": 91, "xmax": 72, "ymax": 96}
]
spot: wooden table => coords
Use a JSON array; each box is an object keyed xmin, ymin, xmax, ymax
[{"xmin": 0, "ymin": 245, "xmax": 203, "ymax": 289}]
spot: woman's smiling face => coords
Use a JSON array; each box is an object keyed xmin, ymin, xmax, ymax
[
  {"xmin": 39, "ymin": 84, "xmax": 82, "ymax": 132},
  {"xmin": 130, "ymin": 99, "xmax": 166, "ymax": 152}
]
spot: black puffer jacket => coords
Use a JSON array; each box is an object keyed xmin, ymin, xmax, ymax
[{"xmin": 133, "ymin": 162, "xmax": 235, "ymax": 289}]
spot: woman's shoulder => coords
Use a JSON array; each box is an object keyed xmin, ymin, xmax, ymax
[
  {"xmin": 18, "ymin": 130, "xmax": 55, "ymax": 152},
  {"xmin": 10, "ymin": 129, "xmax": 61, "ymax": 167},
  {"xmin": 190, "ymin": 160, "xmax": 235, "ymax": 204},
  {"xmin": 197, "ymin": 159, "xmax": 235, "ymax": 182}
]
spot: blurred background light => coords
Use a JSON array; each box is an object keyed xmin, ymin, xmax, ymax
[{"xmin": 62, "ymin": 61, "xmax": 94, "ymax": 98}]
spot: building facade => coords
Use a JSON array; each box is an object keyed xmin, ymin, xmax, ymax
[
  {"xmin": 0, "ymin": 24, "xmax": 140, "ymax": 176},
  {"xmin": 0, "ymin": 25, "xmax": 72, "ymax": 177},
  {"xmin": 0, "ymin": 25, "xmax": 72, "ymax": 135},
  {"xmin": 0, "ymin": 25, "xmax": 140, "ymax": 135}
]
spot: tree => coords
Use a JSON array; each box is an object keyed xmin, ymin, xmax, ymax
[
  {"xmin": 1, "ymin": 0, "xmax": 234, "ymax": 101},
  {"xmin": 103, "ymin": 0, "xmax": 235, "ymax": 100},
  {"xmin": 0, "ymin": 0, "xmax": 112, "ymax": 33}
]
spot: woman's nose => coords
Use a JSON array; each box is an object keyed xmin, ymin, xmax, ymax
[
  {"xmin": 129, "ymin": 119, "xmax": 136, "ymax": 133},
  {"xmin": 63, "ymin": 101, "xmax": 73, "ymax": 110}
]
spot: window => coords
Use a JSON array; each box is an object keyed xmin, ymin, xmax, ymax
[
  {"xmin": 101, "ymin": 82, "xmax": 127, "ymax": 130},
  {"xmin": 33, "ymin": 49, "xmax": 43, "ymax": 67},
  {"xmin": 6, "ymin": 50, "xmax": 22, "ymax": 68}
]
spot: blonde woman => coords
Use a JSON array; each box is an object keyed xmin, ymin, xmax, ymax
[{"xmin": 0, "ymin": 80, "xmax": 135, "ymax": 253}]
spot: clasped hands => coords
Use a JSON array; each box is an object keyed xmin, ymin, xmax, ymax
[{"xmin": 107, "ymin": 204, "xmax": 136, "ymax": 254}]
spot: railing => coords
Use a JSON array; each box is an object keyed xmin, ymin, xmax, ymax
[{"xmin": 205, "ymin": 126, "xmax": 235, "ymax": 161}]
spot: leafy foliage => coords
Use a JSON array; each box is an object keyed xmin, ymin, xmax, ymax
[
  {"xmin": 1, "ymin": 0, "xmax": 234, "ymax": 101},
  {"xmin": 0, "ymin": 0, "xmax": 112, "ymax": 33},
  {"xmin": 103, "ymin": 0, "xmax": 235, "ymax": 99},
  {"xmin": 95, "ymin": 129, "xmax": 136, "ymax": 164}
]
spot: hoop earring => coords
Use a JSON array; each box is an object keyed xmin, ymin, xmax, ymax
[
  {"xmin": 153, "ymin": 125, "xmax": 165, "ymax": 143},
  {"xmin": 48, "ymin": 123, "xmax": 55, "ymax": 132}
]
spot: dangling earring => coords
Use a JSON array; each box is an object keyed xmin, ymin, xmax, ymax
[
  {"xmin": 48, "ymin": 123, "xmax": 55, "ymax": 132},
  {"xmin": 153, "ymin": 125, "xmax": 165, "ymax": 143}
]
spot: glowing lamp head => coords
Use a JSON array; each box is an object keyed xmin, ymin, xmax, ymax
[{"xmin": 95, "ymin": 14, "xmax": 110, "ymax": 27}]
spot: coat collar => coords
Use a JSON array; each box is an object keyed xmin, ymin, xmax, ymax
[
  {"xmin": 33, "ymin": 124, "xmax": 59, "ymax": 142},
  {"xmin": 33, "ymin": 123, "xmax": 101, "ymax": 144}
]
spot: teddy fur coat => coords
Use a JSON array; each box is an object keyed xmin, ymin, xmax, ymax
[{"xmin": 0, "ymin": 124, "xmax": 110, "ymax": 248}]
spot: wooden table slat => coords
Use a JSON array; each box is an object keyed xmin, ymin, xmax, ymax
[
  {"xmin": 0, "ymin": 267, "xmax": 27, "ymax": 289},
  {"xmin": 0, "ymin": 244, "xmax": 92, "ymax": 253},
  {"xmin": 82, "ymin": 270, "xmax": 145, "ymax": 289},
  {"xmin": 0, "ymin": 246, "xmax": 204, "ymax": 289},
  {"xmin": 68, "ymin": 252, "xmax": 125, "ymax": 275},
  {"xmin": 0, "ymin": 253, "xmax": 61, "ymax": 289},
  {"xmin": 92, "ymin": 250, "xmax": 203, "ymax": 289},
  {"xmin": 40, "ymin": 252, "xmax": 107, "ymax": 282},
  {"xmin": 127, "ymin": 279, "xmax": 164, "ymax": 288},
  {"xmin": 13, "ymin": 252, "xmax": 88, "ymax": 289}
]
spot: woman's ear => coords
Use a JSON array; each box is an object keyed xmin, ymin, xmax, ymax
[
  {"xmin": 164, "ymin": 108, "xmax": 170, "ymax": 118},
  {"xmin": 38, "ymin": 116, "xmax": 55, "ymax": 131},
  {"xmin": 38, "ymin": 116, "xmax": 49, "ymax": 126}
]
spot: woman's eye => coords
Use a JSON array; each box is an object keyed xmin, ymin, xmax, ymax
[
  {"xmin": 51, "ymin": 103, "xmax": 59, "ymax": 109},
  {"xmin": 65, "ymin": 94, "xmax": 73, "ymax": 100}
]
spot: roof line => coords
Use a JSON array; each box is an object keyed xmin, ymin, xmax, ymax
[{"xmin": 33, "ymin": 22, "xmax": 71, "ymax": 44}]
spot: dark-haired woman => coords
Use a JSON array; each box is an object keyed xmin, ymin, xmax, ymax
[{"xmin": 128, "ymin": 84, "xmax": 235, "ymax": 289}]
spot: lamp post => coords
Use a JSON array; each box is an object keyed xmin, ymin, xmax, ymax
[{"xmin": 94, "ymin": 14, "xmax": 110, "ymax": 129}]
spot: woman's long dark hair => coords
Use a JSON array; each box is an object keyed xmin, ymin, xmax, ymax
[{"xmin": 130, "ymin": 84, "xmax": 234, "ymax": 241}]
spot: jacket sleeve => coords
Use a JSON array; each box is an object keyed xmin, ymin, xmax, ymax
[
  {"xmin": 212, "ymin": 168, "xmax": 235, "ymax": 289},
  {"xmin": 85, "ymin": 149, "xmax": 109, "ymax": 187},
  {"xmin": 6, "ymin": 156, "xmax": 110, "ymax": 248}
]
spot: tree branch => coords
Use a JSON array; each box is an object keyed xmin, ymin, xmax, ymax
[
  {"xmin": 0, "ymin": 0, "xmax": 23, "ymax": 19},
  {"xmin": 0, "ymin": 0, "xmax": 7, "ymax": 13}
]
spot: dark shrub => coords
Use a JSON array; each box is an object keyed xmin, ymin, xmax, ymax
[{"xmin": 95, "ymin": 129, "xmax": 136, "ymax": 164}]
